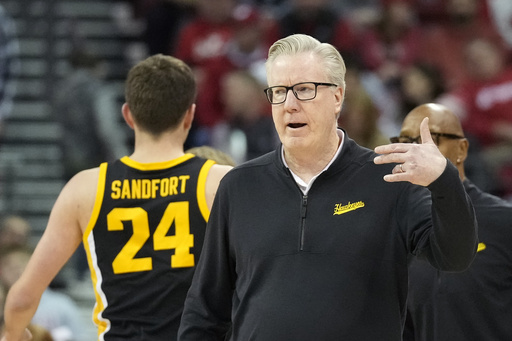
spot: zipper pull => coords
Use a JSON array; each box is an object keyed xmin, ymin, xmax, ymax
[{"xmin": 301, "ymin": 195, "xmax": 308, "ymax": 218}]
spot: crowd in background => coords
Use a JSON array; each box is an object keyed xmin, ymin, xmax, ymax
[
  {"xmin": 111, "ymin": 0, "xmax": 512, "ymax": 200},
  {"xmin": 0, "ymin": 215, "xmax": 90, "ymax": 341},
  {"xmin": 1, "ymin": 0, "xmax": 512, "ymax": 198}
]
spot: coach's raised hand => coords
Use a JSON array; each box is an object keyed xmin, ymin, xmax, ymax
[{"xmin": 373, "ymin": 117, "xmax": 447, "ymax": 186}]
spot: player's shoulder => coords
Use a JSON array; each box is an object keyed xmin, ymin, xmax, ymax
[
  {"xmin": 209, "ymin": 164, "xmax": 233, "ymax": 178},
  {"xmin": 62, "ymin": 166, "xmax": 102, "ymax": 200}
]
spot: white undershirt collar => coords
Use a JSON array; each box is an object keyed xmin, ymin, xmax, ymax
[{"xmin": 282, "ymin": 129, "xmax": 345, "ymax": 194}]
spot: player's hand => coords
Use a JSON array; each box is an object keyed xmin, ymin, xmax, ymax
[{"xmin": 373, "ymin": 117, "xmax": 447, "ymax": 186}]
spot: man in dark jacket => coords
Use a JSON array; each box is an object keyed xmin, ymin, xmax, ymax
[
  {"xmin": 178, "ymin": 34, "xmax": 478, "ymax": 341},
  {"xmin": 398, "ymin": 103, "xmax": 512, "ymax": 341}
]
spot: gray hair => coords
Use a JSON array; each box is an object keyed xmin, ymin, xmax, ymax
[{"xmin": 265, "ymin": 34, "xmax": 346, "ymax": 97}]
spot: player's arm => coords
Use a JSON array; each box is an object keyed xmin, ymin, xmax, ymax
[
  {"xmin": 1, "ymin": 169, "xmax": 98, "ymax": 341},
  {"xmin": 205, "ymin": 164, "xmax": 232, "ymax": 210}
]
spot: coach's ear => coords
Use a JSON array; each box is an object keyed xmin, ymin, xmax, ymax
[{"xmin": 122, "ymin": 103, "xmax": 135, "ymax": 129}]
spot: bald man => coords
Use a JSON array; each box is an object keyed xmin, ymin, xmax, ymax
[{"xmin": 396, "ymin": 103, "xmax": 512, "ymax": 341}]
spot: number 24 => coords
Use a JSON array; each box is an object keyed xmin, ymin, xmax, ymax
[{"xmin": 107, "ymin": 202, "xmax": 194, "ymax": 274}]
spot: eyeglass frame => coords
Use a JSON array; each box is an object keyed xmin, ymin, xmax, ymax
[
  {"xmin": 263, "ymin": 82, "xmax": 338, "ymax": 104},
  {"xmin": 389, "ymin": 132, "xmax": 465, "ymax": 145}
]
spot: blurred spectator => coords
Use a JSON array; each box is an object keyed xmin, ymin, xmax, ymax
[
  {"xmin": 185, "ymin": 145, "xmax": 237, "ymax": 166},
  {"xmin": 0, "ymin": 246, "xmax": 89, "ymax": 341},
  {"xmin": 338, "ymin": 64, "xmax": 389, "ymax": 150},
  {"xmin": 53, "ymin": 48, "xmax": 129, "ymax": 182},
  {"xmin": 172, "ymin": 0, "xmax": 237, "ymax": 64},
  {"xmin": 110, "ymin": 0, "xmax": 146, "ymax": 37},
  {"xmin": 356, "ymin": 0, "xmax": 423, "ymax": 92},
  {"xmin": 183, "ymin": 3, "xmax": 277, "ymax": 149},
  {"xmin": 212, "ymin": 69, "xmax": 279, "ymax": 164},
  {"xmin": 487, "ymin": 0, "xmax": 512, "ymax": 50},
  {"xmin": 420, "ymin": 0, "xmax": 505, "ymax": 90},
  {"xmin": 201, "ymin": 3, "xmax": 277, "ymax": 96},
  {"xmin": 143, "ymin": 0, "xmax": 196, "ymax": 55},
  {"xmin": 338, "ymin": 1, "xmax": 381, "ymax": 35},
  {"xmin": 0, "ymin": 214, "xmax": 75, "ymax": 290},
  {"xmin": 399, "ymin": 62, "xmax": 446, "ymax": 120},
  {"xmin": 275, "ymin": 0, "xmax": 356, "ymax": 55},
  {"xmin": 442, "ymin": 37, "xmax": 512, "ymax": 198},
  {"xmin": 26, "ymin": 325, "xmax": 54, "ymax": 341},
  {"xmin": 173, "ymin": 0, "xmax": 238, "ymax": 147},
  {"xmin": 221, "ymin": 4, "xmax": 277, "ymax": 71},
  {"xmin": 339, "ymin": 55, "xmax": 402, "ymax": 137},
  {"xmin": 0, "ymin": 4, "xmax": 19, "ymax": 140},
  {"xmin": 408, "ymin": 0, "xmax": 449, "ymax": 24},
  {"xmin": 0, "ymin": 214, "xmax": 31, "ymax": 249}
]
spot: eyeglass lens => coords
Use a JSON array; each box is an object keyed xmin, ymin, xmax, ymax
[{"xmin": 266, "ymin": 83, "xmax": 318, "ymax": 104}]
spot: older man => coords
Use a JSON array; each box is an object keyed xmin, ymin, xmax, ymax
[{"xmin": 178, "ymin": 35, "xmax": 477, "ymax": 340}]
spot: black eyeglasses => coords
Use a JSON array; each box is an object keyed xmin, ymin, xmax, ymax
[
  {"xmin": 263, "ymin": 82, "xmax": 338, "ymax": 104},
  {"xmin": 390, "ymin": 132, "xmax": 465, "ymax": 145}
]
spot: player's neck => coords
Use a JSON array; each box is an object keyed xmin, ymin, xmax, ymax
[{"xmin": 129, "ymin": 133, "xmax": 186, "ymax": 163}]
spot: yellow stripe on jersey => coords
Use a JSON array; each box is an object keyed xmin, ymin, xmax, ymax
[
  {"xmin": 119, "ymin": 154, "xmax": 194, "ymax": 171},
  {"xmin": 83, "ymin": 162, "xmax": 111, "ymax": 338},
  {"xmin": 197, "ymin": 160, "xmax": 216, "ymax": 222}
]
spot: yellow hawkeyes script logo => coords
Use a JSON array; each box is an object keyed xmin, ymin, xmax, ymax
[{"xmin": 334, "ymin": 201, "xmax": 365, "ymax": 215}]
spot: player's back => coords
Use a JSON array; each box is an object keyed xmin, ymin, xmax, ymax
[{"xmin": 83, "ymin": 154, "xmax": 215, "ymax": 340}]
